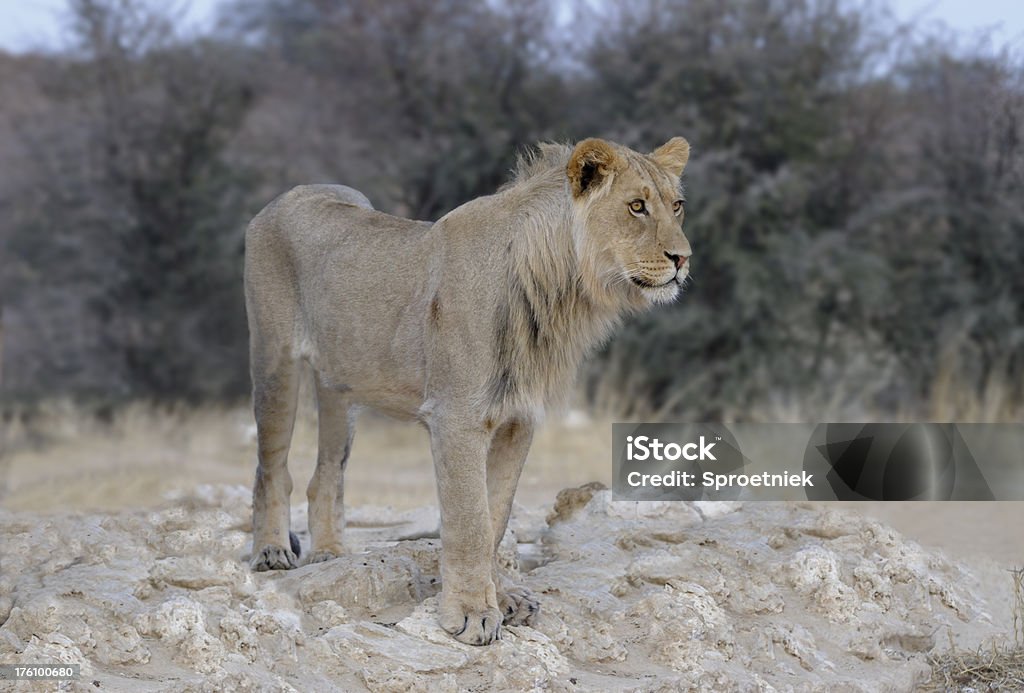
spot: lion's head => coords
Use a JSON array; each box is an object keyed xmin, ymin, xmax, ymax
[{"xmin": 567, "ymin": 137, "xmax": 691, "ymax": 306}]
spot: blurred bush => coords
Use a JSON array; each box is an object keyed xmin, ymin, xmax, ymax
[{"xmin": 0, "ymin": 0, "xmax": 1021, "ymax": 419}]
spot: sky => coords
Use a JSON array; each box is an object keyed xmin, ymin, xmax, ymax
[
  {"xmin": 0, "ymin": 0, "xmax": 220, "ymax": 52},
  {"xmin": 0, "ymin": 0, "xmax": 1022, "ymax": 53}
]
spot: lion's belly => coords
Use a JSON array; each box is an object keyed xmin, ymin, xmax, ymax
[
  {"xmin": 305, "ymin": 337, "xmax": 426, "ymax": 412},
  {"xmin": 300, "ymin": 302, "xmax": 428, "ymax": 420},
  {"xmin": 350, "ymin": 388, "xmax": 426, "ymax": 420}
]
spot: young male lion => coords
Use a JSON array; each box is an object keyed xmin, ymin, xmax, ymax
[{"xmin": 244, "ymin": 137, "xmax": 692, "ymax": 645}]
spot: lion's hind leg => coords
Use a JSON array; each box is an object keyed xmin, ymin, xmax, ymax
[
  {"xmin": 250, "ymin": 353, "xmax": 301, "ymax": 571},
  {"xmin": 305, "ymin": 377, "xmax": 355, "ymax": 564}
]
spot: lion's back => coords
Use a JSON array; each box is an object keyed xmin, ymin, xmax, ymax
[
  {"xmin": 244, "ymin": 184, "xmax": 435, "ymax": 377},
  {"xmin": 245, "ymin": 184, "xmax": 429, "ymax": 282},
  {"xmin": 291, "ymin": 184, "xmax": 374, "ymax": 211},
  {"xmin": 246, "ymin": 184, "xmax": 374, "ymax": 259}
]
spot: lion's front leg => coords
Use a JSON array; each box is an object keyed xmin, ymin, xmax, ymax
[
  {"xmin": 486, "ymin": 418, "xmax": 539, "ymax": 626},
  {"xmin": 430, "ymin": 422, "xmax": 503, "ymax": 645}
]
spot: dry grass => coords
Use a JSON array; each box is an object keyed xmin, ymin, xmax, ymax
[
  {"xmin": 0, "ymin": 390, "xmax": 611, "ymax": 513},
  {"xmin": 1017, "ymin": 568, "xmax": 1024, "ymax": 649},
  {"xmin": 1, "ymin": 358, "xmax": 1022, "ymax": 514},
  {"xmin": 927, "ymin": 646, "xmax": 1024, "ymax": 691},
  {"xmin": 585, "ymin": 346, "xmax": 1024, "ymax": 424},
  {"xmin": 924, "ymin": 350, "xmax": 1024, "ymax": 423},
  {"xmin": 924, "ymin": 568, "xmax": 1024, "ymax": 692}
]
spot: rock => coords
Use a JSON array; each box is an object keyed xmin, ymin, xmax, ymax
[
  {"xmin": 545, "ymin": 481, "xmax": 607, "ymax": 524},
  {"xmin": 274, "ymin": 539, "xmax": 441, "ymax": 621},
  {"xmin": 0, "ymin": 484, "xmax": 1009, "ymax": 691}
]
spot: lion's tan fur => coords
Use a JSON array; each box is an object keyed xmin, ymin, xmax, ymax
[{"xmin": 244, "ymin": 138, "xmax": 691, "ymax": 645}]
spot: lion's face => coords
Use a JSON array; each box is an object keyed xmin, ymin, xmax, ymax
[{"xmin": 568, "ymin": 138, "xmax": 692, "ymax": 306}]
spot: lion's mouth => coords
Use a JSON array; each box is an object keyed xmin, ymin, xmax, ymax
[{"xmin": 631, "ymin": 276, "xmax": 676, "ymax": 289}]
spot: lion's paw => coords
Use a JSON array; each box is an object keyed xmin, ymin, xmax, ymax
[
  {"xmin": 499, "ymin": 585, "xmax": 540, "ymax": 626},
  {"xmin": 250, "ymin": 544, "xmax": 298, "ymax": 571},
  {"xmin": 305, "ymin": 547, "xmax": 343, "ymax": 565},
  {"xmin": 440, "ymin": 598, "xmax": 503, "ymax": 646}
]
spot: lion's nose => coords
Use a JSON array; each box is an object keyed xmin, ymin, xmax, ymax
[{"xmin": 665, "ymin": 251, "xmax": 689, "ymax": 269}]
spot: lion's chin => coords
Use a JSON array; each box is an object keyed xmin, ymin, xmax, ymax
[{"xmin": 635, "ymin": 279, "xmax": 681, "ymax": 305}]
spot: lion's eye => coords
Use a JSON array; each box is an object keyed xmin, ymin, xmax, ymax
[
  {"xmin": 628, "ymin": 199, "xmax": 647, "ymax": 216},
  {"xmin": 672, "ymin": 200, "xmax": 684, "ymax": 216}
]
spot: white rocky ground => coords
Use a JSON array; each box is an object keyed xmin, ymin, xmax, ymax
[{"xmin": 0, "ymin": 483, "xmax": 1014, "ymax": 692}]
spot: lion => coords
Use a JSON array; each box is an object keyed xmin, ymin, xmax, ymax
[{"xmin": 244, "ymin": 137, "xmax": 692, "ymax": 645}]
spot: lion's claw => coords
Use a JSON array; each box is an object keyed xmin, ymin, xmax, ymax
[
  {"xmin": 250, "ymin": 544, "xmax": 298, "ymax": 571},
  {"xmin": 498, "ymin": 585, "xmax": 540, "ymax": 626},
  {"xmin": 440, "ymin": 602, "xmax": 503, "ymax": 645}
]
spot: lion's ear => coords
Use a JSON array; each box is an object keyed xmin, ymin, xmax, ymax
[
  {"xmin": 651, "ymin": 137, "xmax": 690, "ymax": 178},
  {"xmin": 567, "ymin": 139, "xmax": 621, "ymax": 198}
]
